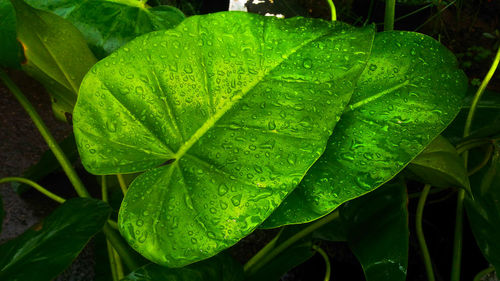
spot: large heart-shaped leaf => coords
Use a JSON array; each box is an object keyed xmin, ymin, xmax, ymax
[
  {"xmin": 11, "ymin": 0, "xmax": 97, "ymax": 121},
  {"xmin": 25, "ymin": 0, "xmax": 185, "ymax": 58},
  {"xmin": 123, "ymin": 253, "xmax": 244, "ymax": 281},
  {"xmin": 263, "ymin": 31, "xmax": 467, "ymax": 227},
  {"xmin": 74, "ymin": 12, "xmax": 375, "ymax": 267},
  {"xmin": 465, "ymin": 144, "xmax": 500, "ymax": 271},
  {"xmin": 0, "ymin": 0, "xmax": 22, "ymax": 69},
  {"xmin": 0, "ymin": 198, "xmax": 111, "ymax": 281},
  {"xmin": 407, "ymin": 135, "xmax": 470, "ymax": 190}
]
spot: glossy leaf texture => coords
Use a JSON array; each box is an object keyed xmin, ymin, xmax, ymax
[
  {"xmin": 315, "ymin": 180, "xmax": 409, "ymax": 281},
  {"xmin": 11, "ymin": 0, "xmax": 97, "ymax": 121},
  {"xmin": 0, "ymin": 0, "xmax": 22, "ymax": 68},
  {"xmin": 25, "ymin": 0, "xmax": 185, "ymax": 59},
  {"xmin": 123, "ymin": 253, "xmax": 244, "ymax": 281},
  {"xmin": 465, "ymin": 144, "xmax": 500, "ymax": 271},
  {"xmin": 407, "ymin": 135, "xmax": 470, "ymax": 190},
  {"xmin": 263, "ymin": 31, "xmax": 467, "ymax": 227},
  {"xmin": 74, "ymin": 12, "xmax": 375, "ymax": 267},
  {"xmin": 0, "ymin": 198, "xmax": 111, "ymax": 281}
]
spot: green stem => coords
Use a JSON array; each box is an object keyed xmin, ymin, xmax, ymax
[
  {"xmin": 473, "ymin": 267, "xmax": 495, "ymax": 281},
  {"xmin": 452, "ymin": 45, "xmax": 500, "ymax": 281},
  {"xmin": 384, "ymin": 0, "xmax": 396, "ymax": 31},
  {"xmin": 106, "ymin": 241, "xmax": 119, "ymax": 281},
  {"xmin": 313, "ymin": 245, "xmax": 331, "ymax": 281},
  {"xmin": 416, "ymin": 184, "xmax": 435, "ymax": 281},
  {"xmin": 0, "ymin": 177, "xmax": 66, "ymax": 203},
  {"xmin": 363, "ymin": 0, "xmax": 375, "ymax": 26},
  {"xmin": 456, "ymin": 139, "xmax": 493, "ymax": 154},
  {"xmin": 113, "ymin": 249, "xmax": 125, "ymax": 279},
  {"xmin": 116, "ymin": 174, "xmax": 128, "ymax": 195},
  {"xmin": 0, "ymin": 69, "xmax": 90, "ymax": 198},
  {"xmin": 246, "ymin": 210, "xmax": 340, "ymax": 276},
  {"xmin": 326, "ymin": 0, "xmax": 336, "ymax": 21},
  {"xmin": 102, "ymin": 223, "xmax": 140, "ymax": 271},
  {"xmin": 244, "ymin": 228, "xmax": 283, "ymax": 271},
  {"xmin": 468, "ymin": 144, "xmax": 494, "ymax": 176}
]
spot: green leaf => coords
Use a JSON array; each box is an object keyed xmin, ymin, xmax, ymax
[
  {"xmin": 25, "ymin": 0, "xmax": 185, "ymax": 58},
  {"xmin": 0, "ymin": 198, "xmax": 111, "ymax": 281},
  {"xmin": 122, "ymin": 253, "xmax": 244, "ymax": 281},
  {"xmin": 262, "ymin": 31, "xmax": 467, "ymax": 227},
  {"xmin": 407, "ymin": 135, "xmax": 470, "ymax": 190},
  {"xmin": 74, "ymin": 12, "xmax": 375, "ymax": 266},
  {"xmin": 11, "ymin": 0, "xmax": 97, "ymax": 121},
  {"xmin": 0, "ymin": 0, "xmax": 23, "ymax": 69},
  {"xmin": 315, "ymin": 180, "xmax": 409, "ymax": 281},
  {"xmin": 465, "ymin": 144, "xmax": 500, "ymax": 271},
  {"xmin": 12, "ymin": 133, "xmax": 78, "ymax": 194}
]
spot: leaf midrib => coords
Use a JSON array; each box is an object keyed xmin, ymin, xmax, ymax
[{"xmin": 172, "ymin": 25, "xmax": 338, "ymax": 161}]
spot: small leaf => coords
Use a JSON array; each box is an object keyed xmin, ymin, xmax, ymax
[
  {"xmin": 11, "ymin": 0, "xmax": 97, "ymax": 121},
  {"xmin": 74, "ymin": 12, "xmax": 375, "ymax": 266},
  {"xmin": 25, "ymin": 0, "xmax": 185, "ymax": 58},
  {"xmin": 0, "ymin": 198, "xmax": 111, "ymax": 281},
  {"xmin": 122, "ymin": 253, "xmax": 244, "ymax": 281},
  {"xmin": 315, "ymin": 180, "xmax": 409, "ymax": 281},
  {"xmin": 465, "ymin": 144, "xmax": 500, "ymax": 271},
  {"xmin": 0, "ymin": 0, "xmax": 23, "ymax": 68},
  {"xmin": 407, "ymin": 135, "xmax": 470, "ymax": 190},
  {"xmin": 263, "ymin": 30, "xmax": 467, "ymax": 227}
]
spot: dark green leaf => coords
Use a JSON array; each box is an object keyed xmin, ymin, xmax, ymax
[
  {"xmin": 122, "ymin": 253, "xmax": 244, "ymax": 281},
  {"xmin": 12, "ymin": 133, "xmax": 78, "ymax": 194},
  {"xmin": 315, "ymin": 180, "xmax": 409, "ymax": 281},
  {"xmin": 0, "ymin": 0, "xmax": 22, "ymax": 68},
  {"xmin": 11, "ymin": 0, "xmax": 97, "ymax": 121},
  {"xmin": 0, "ymin": 198, "xmax": 111, "ymax": 281},
  {"xmin": 407, "ymin": 135, "xmax": 470, "ymax": 190},
  {"xmin": 465, "ymin": 144, "xmax": 500, "ymax": 270},
  {"xmin": 74, "ymin": 12, "xmax": 375, "ymax": 267},
  {"xmin": 263, "ymin": 30, "xmax": 467, "ymax": 227},
  {"xmin": 25, "ymin": 0, "xmax": 185, "ymax": 58}
]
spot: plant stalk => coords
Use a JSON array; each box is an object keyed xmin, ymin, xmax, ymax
[
  {"xmin": 0, "ymin": 69, "xmax": 90, "ymax": 198},
  {"xmin": 245, "ymin": 210, "xmax": 339, "ymax": 275},
  {"xmin": 116, "ymin": 174, "xmax": 128, "ymax": 195},
  {"xmin": 326, "ymin": 0, "xmax": 337, "ymax": 21},
  {"xmin": 313, "ymin": 245, "xmax": 331, "ymax": 281},
  {"xmin": 0, "ymin": 177, "xmax": 65, "ymax": 203},
  {"xmin": 452, "ymin": 46, "xmax": 500, "ymax": 281},
  {"xmin": 473, "ymin": 267, "xmax": 495, "ymax": 281},
  {"xmin": 384, "ymin": 0, "xmax": 396, "ymax": 31},
  {"xmin": 416, "ymin": 184, "xmax": 435, "ymax": 281}
]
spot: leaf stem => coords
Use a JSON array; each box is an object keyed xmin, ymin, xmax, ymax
[
  {"xmin": 416, "ymin": 184, "xmax": 435, "ymax": 281},
  {"xmin": 106, "ymin": 241, "xmax": 119, "ymax": 281},
  {"xmin": 326, "ymin": 0, "xmax": 337, "ymax": 21},
  {"xmin": 468, "ymin": 144, "xmax": 494, "ymax": 176},
  {"xmin": 313, "ymin": 245, "xmax": 331, "ymax": 281},
  {"xmin": 116, "ymin": 174, "xmax": 128, "ymax": 195},
  {"xmin": 246, "ymin": 210, "xmax": 339, "ymax": 275},
  {"xmin": 473, "ymin": 267, "xmax": 495, "ymax": 281},
  {"xmin": 0, "ymin": 69, "xmax": 90, "ymax": 198},
  {"xmin": 0, "ymin": 177, "xmax": 66, "ymax": 203},
  {"xmin": 452, "ymin": 46, "xmax": 500, "ymax": 281},
  {"xmin": 384, "ymin": 0, "xmax": 396, "ymax": 31},
  {"xmin": 102, "ymin": 223, "xmax": 140, "ymax": 271},
  {"xmin": 243, "ymin": 228, "xmax": 283, "ymax": 271}
]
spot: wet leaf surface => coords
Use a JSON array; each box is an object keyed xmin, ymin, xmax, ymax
[
  {"xmin": 74, "ymin": 12, "xmax": 375, "ymax": 266},
  {"xmin": 263, "ymin": 31, "xmax": 467, "ymax": 227}
]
